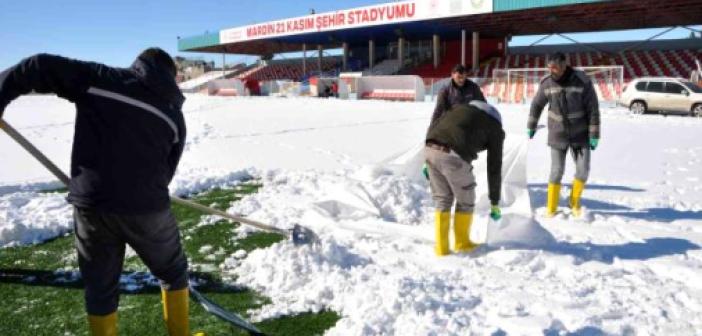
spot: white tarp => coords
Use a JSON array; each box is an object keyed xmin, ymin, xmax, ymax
[{"xmin": 303, "ymin": 135, "xmax": 555, "ymax": 249}]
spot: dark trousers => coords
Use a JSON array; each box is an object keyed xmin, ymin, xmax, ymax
[
  {"xmin": 549, "ymin": 146, "xmax": 591, "ymax": 184},
  {"xmin": 73, "ymin": 207, "xmax": 188, "ymax": 315}
]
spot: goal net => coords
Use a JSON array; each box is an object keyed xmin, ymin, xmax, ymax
[{"xmin": 490, "ymin": 66, "xmax": 624, "ymax": 104}]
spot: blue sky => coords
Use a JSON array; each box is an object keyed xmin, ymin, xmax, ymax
[{"xmin": 1, "ymin": 0, "xmax": 699, "ymax": 69}]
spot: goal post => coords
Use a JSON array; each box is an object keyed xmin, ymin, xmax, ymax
[{"xmin": 490, "ymin": 66, "xmax": 625, "ymax": 104}]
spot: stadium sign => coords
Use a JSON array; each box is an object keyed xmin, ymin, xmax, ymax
[{"xmin": 221, "ymin": 0, "xmax": 492, "ymax": 43}]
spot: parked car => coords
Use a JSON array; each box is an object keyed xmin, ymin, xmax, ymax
[{"xmin": 620, "ymin": 77, "xmax": 702, "ymax": 117}]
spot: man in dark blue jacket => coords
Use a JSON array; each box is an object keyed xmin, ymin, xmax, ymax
[{"xmin": 0, "ymin": 48, "xmax": 190, "ymax": 336}]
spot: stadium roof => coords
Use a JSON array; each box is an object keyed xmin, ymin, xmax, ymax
[{"xmin": 179, "ymin": 0, "xmax": 702, "ymax": 55}]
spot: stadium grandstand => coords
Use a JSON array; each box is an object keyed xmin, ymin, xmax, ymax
[{"xmin": 177, "ymin": 0, "xmax": 702, "ymax": 102}]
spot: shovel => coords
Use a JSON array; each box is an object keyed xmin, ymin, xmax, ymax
[{"xmin": 0, "ymin": 119, "xmax": 319, "ymax": 246}]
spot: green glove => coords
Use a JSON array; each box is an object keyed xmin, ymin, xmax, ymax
[
  {"xmin": 490, "ymin": 205, "xmax": 501, "ymax": 221},
  {"xmin": 589, "ymin": 138, "xmax": 599, "ymax": 150},
  {"xmin": 422, "ymin": 163, "xmax": 429, "ymax": 180},
  {"xmin": 527, "ymin": 129, "xmax": 535, "ymax": 139}
]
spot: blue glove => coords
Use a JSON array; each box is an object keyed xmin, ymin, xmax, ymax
[
  {"xmin": 422, "ymin": 163, "xmax": 429, "ymax": 180},
  {"xmin": 589, "ymin": 138, "xmax": 599, "ymax": 151},
  {"xmin": 490, "ymin": 205, "xmax": 501, "ymax": 221},
  {"xmin": 527, "ymin": 129, "xmax": 535, "ymax": 139}
]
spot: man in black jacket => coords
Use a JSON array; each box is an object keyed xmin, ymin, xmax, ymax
[
  {"xmin": 425, "ymin": 101, "xmax": 505, "ymax": 256},
  {"xmin": 528, "ymin": 52, "xmax": 601, "ymax": 218},
  {"xmin": 0, "ymin": 48, "xmax": 190, "ymax": 336},
  {"xmin": 428, "ymin": 64, "xmax": 487, "ymax": 132}
]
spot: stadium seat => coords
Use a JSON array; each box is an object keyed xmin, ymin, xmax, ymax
[
  {"xmin": 361, "ymin": 89, "xmax": 416, "ymax": 101},
  {"xmin": 239, "ymin": 58, "xmax": 341, "ymax": 82}
]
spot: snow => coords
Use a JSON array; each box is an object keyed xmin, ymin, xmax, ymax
[
  {"xmin": 178, "ymin": 70, "xmax": 237, "ymax": 91},
  {"xmin": 0, "ymin": 191, "xmax": 73, "ymax": 247},
  {"xmin": 2, "ymin": 95, "xmax": 702, "ymax": 334}
]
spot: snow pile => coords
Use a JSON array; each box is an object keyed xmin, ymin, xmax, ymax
[
  {"xmin": 230, "ymin": 169, "xmax": 430, "ymax": 229},
  {"xmin": 486, "ymin": 213, "xmax": 556, "ymax": 248},
  {"xmin": 0, "ymin": 191, "xmax": 73, "ymax": 247},
  {"xmin": 0, "ymin": 169, "xmax": 257, "ymax": 248},
  {"xmin": 0, "ymin": 181, "xmax": 65, "ymax": 197},
  {"xmin": 228, "ymin": 228, "xmax": 702, "ymax": 334},
  {"xmin": 227, "ymin": 239, "xmax": 489, "ymax": 335},
  {"xmin": 170, "ymin": 167, "xmax": 253, "ymax": 197}
]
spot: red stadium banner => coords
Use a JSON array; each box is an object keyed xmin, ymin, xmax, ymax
[{"xmin": 221, "ymin": 0, "xmax": 492, "ymax": 43}]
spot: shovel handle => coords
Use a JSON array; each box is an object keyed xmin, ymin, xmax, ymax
[
  {"xmin": 170, "ymin": 196, "xmax": 288, "ymax": 235},
  {"xmin": 0, "ymin": 119, "xmax": 70, "ymax": 185},
  {"xmin": 1, "ymin": 119, "xmax": 288, "ymax": 236}
]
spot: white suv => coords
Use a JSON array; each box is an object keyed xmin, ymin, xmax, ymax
[{"xmin": 620, "ymin": 77, "xmax": 702, "ymax": 117}]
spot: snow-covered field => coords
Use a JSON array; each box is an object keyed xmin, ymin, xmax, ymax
[{"xmin": 1, "ymin": 95, "xmax": 702, "ymax": 335}]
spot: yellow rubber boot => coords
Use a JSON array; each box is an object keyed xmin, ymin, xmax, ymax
[
  {"xmin": 162, "ymin": 288, "xmax": 190, "ymax": 336},
  {"xmin": 454, "ymin": 212, "xmax": 478, "ymax": 252},
  {"xmin": 570, "ymin": 179, "xmax": 585, "ymax": 217},
  {"xmin": 87, "ymin": 312, "xmax": 117, "ymax": 336},
  {"xmin": 435, "ymin": 211, "xmax": 450, "ymax": 256},
  {"xmin": 546, "ymin": 183, "xmax": 561, "ymax": 217}
]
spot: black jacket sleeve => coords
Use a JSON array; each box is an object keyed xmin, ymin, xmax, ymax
[
  {"xmin": 0, "ymin": 67, "xmax": 8, "ymax": 115},
  {"xmin": 0, "ymin": 54, "xmax": 105, "ymax": 115},
  {"xmin": 583, "ymin": 79, "xmax": 600, "ymax": 139},
  {"xmin": 471, "ymin": 81, "xmax": 487, "ymax": 102},
  {"xmin": 427, "ymin": 86, "xmax": 449, "ymax": 135},
  {"xmin": 487, "ymin": 129, "xmax": 505, "ymax": 206},
  {"xmin": 528, "ymin": 80, "xmax": 549, "ymax": 131}
]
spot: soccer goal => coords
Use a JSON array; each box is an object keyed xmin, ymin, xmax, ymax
[{"xmin": 490, "ymin": 66, "xmax": 624, "ymax": 104}]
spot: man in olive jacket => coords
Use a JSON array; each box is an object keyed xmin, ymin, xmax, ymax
[
  {"xmin": 528, "ymin": 52, "xmax": 601, "ymax": 217},
  {"xmin": 425, "ymin": 101, "xmax": 505, "ymax": 256}
]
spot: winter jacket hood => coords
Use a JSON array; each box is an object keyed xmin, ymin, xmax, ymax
[
  {"xmin": 469, "ymin": 100, "xmax": 502, "ymax": 124},
  {"xmin": 131, "ymin": 56, "xmax": 185, "ymax": 110}
]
